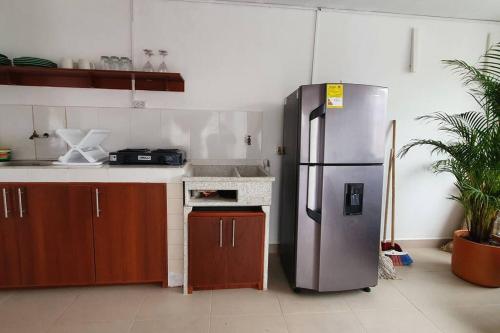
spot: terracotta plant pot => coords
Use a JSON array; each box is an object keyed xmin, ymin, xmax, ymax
[{"xmin": 451, "ymin": 230, "xmax": 500, "ymax": 287}]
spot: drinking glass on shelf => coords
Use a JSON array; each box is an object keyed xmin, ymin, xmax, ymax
[
  {"xmin": 99, "ymin": 56, "xmax": 110, "ymax": 70},
  {"xmin": 109, "ymin": 56, "xmax": 120, "ymax": 70},
  {"xmin": 158, "ymin": 50, "xmax": 168, "ymax": 72},
  {"xmin": 142, "ymin": 49, "xmax": 154, "ymax": 72},
  {"xmin": 120, "ymin": 57, "xmax": 132, "ymax": 71}
]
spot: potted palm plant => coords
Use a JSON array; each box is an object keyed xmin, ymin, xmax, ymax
[{"xmin": 399, "ymin": 43, "xmax": 500, "ymax": 287}]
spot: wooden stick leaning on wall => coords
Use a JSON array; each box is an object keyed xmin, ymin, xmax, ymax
[
  {"xmin": 391, "ymin": 120, "xmax": 397, "ymax": 248},
  {"xmin": 382, "ymin": 148, "xmax": 393, "ymax": 244},
  {"xmin": 383, "ymin": 119, "xmax": 414, "ymax": 266}
]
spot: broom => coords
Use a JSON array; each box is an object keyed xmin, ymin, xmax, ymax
[
  {"xmin": 378, "ymin": 147, "xmax": 397, "ymax": 279},
  {"xmin": 377, "ymin": 146, "xmax": 397, "ymax": 279},
  {"xmin": 378, "ymin": 251, "xmax": 397, "ymax": 279},
  {"xmin": 381, "ymin": 148, "xmax": 400, "ymax": 251},
  {"xmin": 382, "ymin": 120, "xmax": 413, "ymax": 266}
]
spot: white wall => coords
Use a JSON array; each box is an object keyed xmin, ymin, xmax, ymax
[
  {"xmin": 314, "ymin": 11, "xmax": 500, "ymax": 240},
  {"xmin": 0, "ymin": 0, "xmax": 499, "ymax": 242},
  {"xmin": 0, "ymin": 105, "xmax": 264, "ymax": 161}
]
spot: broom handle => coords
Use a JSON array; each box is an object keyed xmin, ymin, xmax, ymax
[
  {"xmin": 382, "ymin": 148, "xmax": 393, "ymax": 243},
  {"xmin": 391, "ymin": 120, "xmax": 396, "ymax": 246}
]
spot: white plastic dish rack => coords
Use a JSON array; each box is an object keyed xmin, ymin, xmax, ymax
[{"xmin": 54, "ymin": 129, "xmax": 110, "ymax": 166}]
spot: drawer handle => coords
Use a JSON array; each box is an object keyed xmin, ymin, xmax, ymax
[
  {"xmin": 232, "ymin": 218, "xmax": 236, "ymax": 247},
  {"xmin": 2, "ymin": 188, "xmax": 8, "ymax": 219},
  {"xmin": 95, "ymin": 188, "xmax": 100, "ymax": 218},
  {"xmin": 219, "ymin": 218, "xmax": 223, "ymax": 247},
  {"xmin": 18, "ymin": 188, "xmax": 24, "ymax": 219}
]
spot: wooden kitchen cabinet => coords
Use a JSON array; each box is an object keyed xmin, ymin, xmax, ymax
[
  {"xmin": 0, "ymin": 184, "xmax": 22, "ymax": 286},
  {"xmin": 188, "ymin": 215, "xmax": 227, "ymax": 290},
  {"xmin": 17, "ymin": 184, "xmax": 95, "ymax": 286},
  {"xmin": 188, "ymin": 210, "xmax": 265, "ymax": 293},
  {"xmin": 225, "ymin": 215, "xmax": 265, "ymax": 289},
  {"xmin": 92, "ymin": 183, "xmax": 167, "ymax": 285},
  {"xmin": 0, "ymin": 182, "xmax": 167, "ymax": 289}
]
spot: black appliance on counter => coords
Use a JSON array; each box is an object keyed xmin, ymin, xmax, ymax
[{"xmin": 109, "ymin": 148, "xmax": 186, "ymax": 166}]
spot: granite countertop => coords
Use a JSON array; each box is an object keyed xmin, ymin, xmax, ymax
[
  {"xmin": 0, "ymin": 162, "xmax": 276, "ymax": 184},
  {"xmin": 182, "ymin": 165, "xmax": 275, "ymax": 182},
  {"xmin": 0, "ymin": 161, "xmax": 186, "ymax": 169},
  {"xmin": 0, "ymin": 162, "xmax": 190, "ymax": 183}
]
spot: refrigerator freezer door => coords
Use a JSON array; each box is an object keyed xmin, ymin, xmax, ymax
[
  {"xmin": 323, "ymin": 85, "xmax": 387, "ymax": 164},
  {"xmin": 299, "ymin": 84, "xmax": 387, "ymax": 164},
  {"xmin": 318, "ymin": 165, "xmax": 383, "ymax": 292}
]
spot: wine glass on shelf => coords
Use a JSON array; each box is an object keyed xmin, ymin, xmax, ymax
[
  {"xmin": 142, "ymin": 49, "xmax": 154, "ymax": 72},
  {"xmin": 158, "ymin": 50, "xmax": 168, "ymax": 72}
]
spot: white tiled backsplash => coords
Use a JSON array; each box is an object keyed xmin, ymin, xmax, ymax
[{"xmin": 0, "ymin": 105, "xmax": 263, "ymax": 160}]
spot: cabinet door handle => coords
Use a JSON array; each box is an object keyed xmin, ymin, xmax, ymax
[
  {"xmin": 232, "ymin": 218, "xmax": 236, "ymax": 247},
  {"xmin": 219, "ymin": 218, "xmax": 223, "ymax": 247},
  {"xmin": 2, "ymin": 188, "xmax": 8, "ymax": 219},
  {"xmin": 95, "ymin": 188, "xmax": 100, "ymax": 218},
  {"xmin": 18, "ymin": 188, "xmax": 24, "ymax": 219}
]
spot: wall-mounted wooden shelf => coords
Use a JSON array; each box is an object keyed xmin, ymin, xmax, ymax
[{"xmin": 0, "ymin": 66, "xmax": 184, "ymax": 92}]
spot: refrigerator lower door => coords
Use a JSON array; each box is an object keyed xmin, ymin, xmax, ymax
[{"xmin": 318, "ymin": 165, "xmax": 383, "ymax": 292}]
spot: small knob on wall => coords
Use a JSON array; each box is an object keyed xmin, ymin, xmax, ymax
[
  {"xmin": 29, "ymin": 131, "xmax": 50, "ymax": 139},
  {"xmin": 29, "ymin": 130, "xmax": 40, "ymax": 140}
]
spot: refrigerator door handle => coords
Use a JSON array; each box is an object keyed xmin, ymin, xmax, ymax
[
  {"xmin": 306, "ymin": 104, "xmax": 325, "ymax": 224},
  {"xmin": 306, "ymin": 165, "xmax": 322, "ymax": 224},
  {"xmin": 309, "ymin": 104, "xmax": 326, "ymax": 120},
  {"xmin": 308, "ymin": 105, "xmax": 325, "ymax": 164}
]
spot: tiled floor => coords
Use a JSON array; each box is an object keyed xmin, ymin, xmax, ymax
[{"xmin": 1, "ymin": 248, "xmax": 499, "ymax": 333}]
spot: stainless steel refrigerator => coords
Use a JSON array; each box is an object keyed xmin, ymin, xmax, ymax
[{"xmin": 279, "ymin": 83, "xmax": 387, "ymax": 292}]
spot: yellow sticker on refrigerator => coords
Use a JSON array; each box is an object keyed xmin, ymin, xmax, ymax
[{"xmin": 326, "ymin": 84, "xmax": 343, "ymax": 109}]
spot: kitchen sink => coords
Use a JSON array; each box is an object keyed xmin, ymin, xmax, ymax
[
  {"xmin": 183, "ymin": 164, "xmax": 275, "ymax": 207},
  {"xmin": 187, "ymin": 165, "xmax": 271, "ymax": 179},
  {"xmin": 0, "ymin": 160, "xmax": 55, "ymax": 167},
  {"xmin": 236, "ymin": 166, "xmax": 269, "ymax": 177},
  {"xmin": 191, "ymin": 165, "xmax": 240, "ymax": 177}
]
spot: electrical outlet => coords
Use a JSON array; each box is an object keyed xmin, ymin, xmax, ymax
[
  {"xmin": 277, "ymin": 146, "xmax": 285, "ymax": 155},
  {"xmin": 132, "ymin": 100, "xmax": 146, "ymax": 108}
]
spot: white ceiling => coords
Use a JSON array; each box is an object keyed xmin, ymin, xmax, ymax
[{"xmin": 211, "ymin": 0, "xmax": 500, "ymax": 21}]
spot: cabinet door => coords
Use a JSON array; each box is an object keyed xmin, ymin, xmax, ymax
[
  {"xmin": 226, "ymin": 213, "xmax": 265, "ymax": 289},
  {"xmin": 0, "ymin": 185, "xmax": 22, "ymax": 286},
  {"xmin": 188, "ymin": 214, "xmax": 226, "ymax": 291},
  {"xmin": 17, "ymin": 184, "xmax": 95, "ymax": 286},
  {"xmin": 92, "ymin": 183, "xmax": 166, "ymax": 284}
]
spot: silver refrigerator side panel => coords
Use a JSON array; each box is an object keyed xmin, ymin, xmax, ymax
[
  {"xmin": 295, "ymin": 165, "xmax": 321, "ymax": 290},
  {"xmin": 299, "ymin": 84, "xmax": 387, "ymax": 164},
  {"xmin": 279, "ymin": 88, "xmax": 302, "ymax": 287},
  {"xmin": 318, "ymin": 165, "xmax": 384, "ymax": 292}
]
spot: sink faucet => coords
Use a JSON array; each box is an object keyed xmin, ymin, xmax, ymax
[
  {"xmin": 29, "ymin": 130, "xmax": 39, "ymax": 140},
  {"xmin": 263, "ymin": 159, "xmax": 270, "ymax": 173},
  {"xmin": 29, "ymin": 130, "xmax": 50, "ymax": 140}
]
